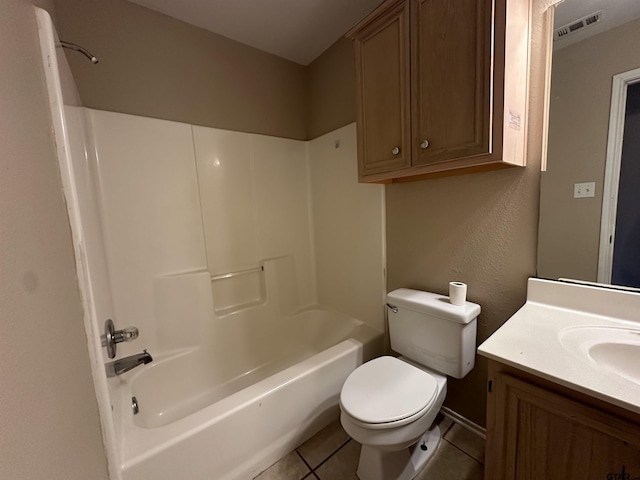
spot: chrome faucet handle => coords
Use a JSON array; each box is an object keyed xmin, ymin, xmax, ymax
[
  {"xmin": 101, "ymin": 319, "xmax": 140, "ymax": 359},
  {"xmin": 114, "ymin": 326, "xmax": 139, "ymax": 343}
]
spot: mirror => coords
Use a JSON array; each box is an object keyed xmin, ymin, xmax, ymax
[{"xmin": 537, "ymin": 0, "xmax": 640, "ymax": 288}]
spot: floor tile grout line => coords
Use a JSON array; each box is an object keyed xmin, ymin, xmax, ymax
[
  {"xmin": 311, "ymin": 438, "xmax": 352, "ymax": 473},
  {"xmin": 443, "ymin": 437, "xmax": 485, "ymax": 466},
  {"xmin": 295, "ymin": 449, "xmax": 313, "ymax": 473},
  {"xmin": 304, "ymin": 437, "xmax": 354, "ymax": 474}
]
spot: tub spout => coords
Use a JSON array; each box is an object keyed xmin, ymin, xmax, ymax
[{"xmin": 105, "ymin": 350, "xmax": 153, "ymax": 377}]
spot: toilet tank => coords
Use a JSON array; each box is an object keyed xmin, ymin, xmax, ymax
[{"xmin": 386, "ymin": 288, "xmax": 480, "ymax": 378}]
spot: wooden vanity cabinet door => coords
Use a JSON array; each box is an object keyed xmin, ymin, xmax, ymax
[
  {"xmin": 486, "ymin": 370, "xmax": 640, "ymax": 480},
  {"xmin": 410, "ymin": 0, "xmax": 493, "ymax": 166},
  {"xmin": 352, "ymin": 0, "xmax": 411, "ymax": 177}
]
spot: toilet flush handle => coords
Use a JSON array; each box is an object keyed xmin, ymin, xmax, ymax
[{"xmin": 386, "ymin": 303, "xmax": 398, "ymax": 313}]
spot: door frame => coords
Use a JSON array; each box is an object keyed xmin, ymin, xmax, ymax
[{"xmin": 597, "ymin": 67, "xmax": 640, "ymax": 284}]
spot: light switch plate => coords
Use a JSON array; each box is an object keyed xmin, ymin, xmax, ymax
[{"xmin": 574, "ymin": 182, "xmax": 596, "ymax": 198}]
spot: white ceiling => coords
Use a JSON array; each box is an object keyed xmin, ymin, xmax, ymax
[
  {"xmin": 128, "ymin": 0, "xmax": 382, "ymax": 65},
  {"xmin": 553, "ymin": 0, "xmax": 640, "ymax": 49}
]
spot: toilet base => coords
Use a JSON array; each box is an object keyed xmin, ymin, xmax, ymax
[{"xmin": 356, "ymin": 425, "xmax": 442, "ymax": 480}]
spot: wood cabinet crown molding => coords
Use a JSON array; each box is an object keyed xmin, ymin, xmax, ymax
[{"xmin": 347, "ymin": 0, "xmax": 533, "ymax": 183}]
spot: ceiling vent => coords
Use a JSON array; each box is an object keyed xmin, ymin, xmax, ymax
[{"xmin": 554, "ymin": 10, "xmax": 603, "ymax": 41}]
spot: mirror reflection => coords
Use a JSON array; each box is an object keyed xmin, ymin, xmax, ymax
[{"xmin": 537, "ymin": 0, "xmax": 640, "ymax": 288}]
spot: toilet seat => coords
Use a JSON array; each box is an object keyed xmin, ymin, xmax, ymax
[{"xmin": 340, "ymin": 356, "xmax": 438, "ymax": 428}]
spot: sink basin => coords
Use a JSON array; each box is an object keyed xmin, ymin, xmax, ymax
[{"xmin": 559, "ymin": 326, "xmax": 640, "ymax": 385}]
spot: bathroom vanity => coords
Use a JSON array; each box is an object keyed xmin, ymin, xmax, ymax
[
  {"xmin": 479, "ymin": 278, "xmax": 640, "ymax": 479},
  {"xmin": 484, "ymin": 360, "xmax": 640, "ymax": 479}
]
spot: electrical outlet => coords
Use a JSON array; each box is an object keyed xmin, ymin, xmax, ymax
[{"xmin": 574, "ymin": 182, "xmax": 595, "ymax": 198}]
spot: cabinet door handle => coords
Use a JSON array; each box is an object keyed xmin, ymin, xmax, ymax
[
  {"xmin": 420, "ymin": 140, "xmax": 429, "ymax": 149},
  {"xmin": 391, "ymin": 146, "xmax": 400, "ymax": 155}
]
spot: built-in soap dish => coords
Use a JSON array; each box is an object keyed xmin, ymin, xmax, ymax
[{"xmin": 210, "ymin": 265, "xmax": 266, "ymax": 316}]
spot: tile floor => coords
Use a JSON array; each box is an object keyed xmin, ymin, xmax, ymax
[{"xmin": 253, "ymin": 415, "xmax": 485, "ymax": 480}]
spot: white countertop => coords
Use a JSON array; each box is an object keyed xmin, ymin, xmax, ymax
[{"xmin": 478, "ymin": 278, "xmax": 640, "ymax": 415}]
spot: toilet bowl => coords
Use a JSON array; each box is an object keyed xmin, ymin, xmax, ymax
[
  {"xmin": 340, "ymin": 356, "xmax": 447, "ymax": 480},
  {"xmin": 339, "ymin": 288, "xmax": 480, "ymax": 480}
]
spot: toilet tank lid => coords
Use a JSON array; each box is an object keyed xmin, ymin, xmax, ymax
[{"xmin": 386, "ymin": 288, "xmax": 480, "ymax": 324}]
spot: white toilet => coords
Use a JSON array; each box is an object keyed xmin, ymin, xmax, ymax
[{"xmin": 339, "ymin": 288, "xmax": 480, "ymax": 480}]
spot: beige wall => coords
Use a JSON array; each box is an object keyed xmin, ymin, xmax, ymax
[
  {"xmin": 385, "ymin": 0, "xmax": 550, "ymax": 426},
  {"xmin": 0, "ymin": 1, "xmax": 109, "ymax": 479},
  {"xmin": 54, "ymin": 0, "xmax": 308, "ymax": 140},
  {"xmin": 306, "ymin": 37, "xmax": 356, "ymax": 140},
  {"xmin": 54, "ymin": 0, "xmax": 356, "ymax": 142},
  {"xmin": 538, "ymin": 17, "xmax": 640, "ymax": 282}
]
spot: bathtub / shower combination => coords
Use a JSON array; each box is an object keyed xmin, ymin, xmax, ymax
[
  {"xmin": 37, "ymin": 7, "xmax": 385, "ymax": 480},
  {"xmin": 119, "ymin": 306, "xmax": 382, "ymax": 480}
]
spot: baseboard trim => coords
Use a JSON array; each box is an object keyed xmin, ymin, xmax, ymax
[{"xmin": 440, "ymin": 406, "xmax": 486, "ymax": 439}]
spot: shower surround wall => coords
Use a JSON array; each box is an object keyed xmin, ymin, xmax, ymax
[
  {"xmin": 89, "ymin": 112, "xmax": 385, "ymax": 478},
  {"xmin": 88, "ymin": 109, "xmax": 358, "ymax": 358},
  {"xmin": 88, "ymin": 111, "xmax": 207, "ymax": 358},
  {"xmin": 67, "ymin": 109, "xmax": 386, "ymax": 476},
  {"xmin": 193, "ymin": 127, "xmax": 316, "ymax": 314}
]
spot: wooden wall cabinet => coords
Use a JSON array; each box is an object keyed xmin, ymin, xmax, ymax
[
  {"xmin": 485, "ymin": 360, "xmax": 640, "ymax": 480},
  {"xmin": 347, "ymin": 0, "xmax": 532, "ymax": 183}
]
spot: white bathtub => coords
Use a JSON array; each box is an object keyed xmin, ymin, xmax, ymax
[{"xmin": 118, "ymin": 306, "xmax": 382, "ymax": 480}]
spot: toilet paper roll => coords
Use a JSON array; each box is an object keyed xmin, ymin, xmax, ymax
[{"xmin": 449, "ymin": 282, "xmax": 467, "ymax": 306}]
